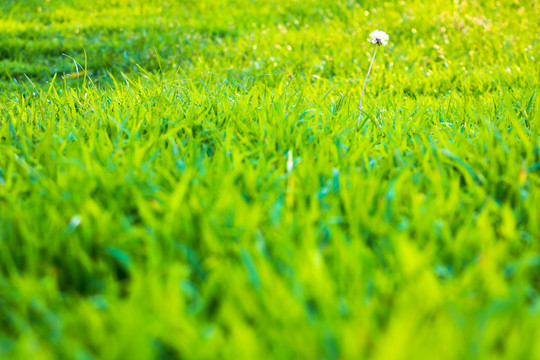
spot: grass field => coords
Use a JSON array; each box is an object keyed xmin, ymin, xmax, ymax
[{"xmin": 1, "ymin": 0, "xmax": 540, "ymax": 358}]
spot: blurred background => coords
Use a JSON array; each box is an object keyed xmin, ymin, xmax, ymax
[{"xmin": 1, "ymin": 0, "xmax": 538, "ymax": 93}]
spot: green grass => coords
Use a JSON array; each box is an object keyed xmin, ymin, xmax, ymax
[{"xmin": 1, "ymin": 0, "xmax": 539, "ymax": 359}]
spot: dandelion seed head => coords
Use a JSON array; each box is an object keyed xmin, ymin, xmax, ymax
[{"xmin": 368, "ymin": 30, "xmax": 389, "ymax": 46}]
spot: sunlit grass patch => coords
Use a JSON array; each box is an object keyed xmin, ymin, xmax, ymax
[{"xmin": 0, "ymin": 0, "xmax": 540, "ymax": 359}]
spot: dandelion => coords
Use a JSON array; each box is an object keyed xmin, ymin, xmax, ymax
[
  {"xmin": 358, "ymin": 30, "xmax": 389, "ymax": 127},
  {"xmin": 367, "ymin": 30, "xmax": 389, "ymax": 46}
]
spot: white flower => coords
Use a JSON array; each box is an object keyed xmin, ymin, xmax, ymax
[{"xmin": 368, "ymin": 30, "xmax": 389, "ymax": 46}]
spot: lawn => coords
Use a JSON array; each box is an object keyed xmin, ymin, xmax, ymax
[{"xmin": 0, "ymin": 0, "xmax": 539, "ymax": 359}]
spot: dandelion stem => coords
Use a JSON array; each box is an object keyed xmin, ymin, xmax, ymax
[{"xmin": 358, "ymin": 47, "xmax": 378, "ymax": 127}]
